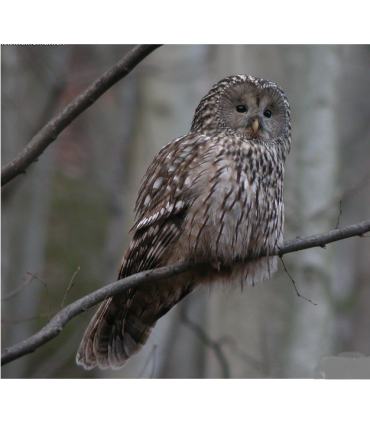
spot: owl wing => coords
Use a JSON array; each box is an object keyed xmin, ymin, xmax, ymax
[
  {"xmin": 119, "ymin": 132, "xmax": 209, "ymax": 276},
  {"xmin": 77, "ymin": 132, "xmax": 208, "ymax": 369}
]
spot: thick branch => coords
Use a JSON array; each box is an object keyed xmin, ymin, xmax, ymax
[
  {"xmin": 2, "ymin": 219, "xmax": 369, "ymax": 366},
  {"xmin": 1, "ymin": 44, "xmax": 162, "ymax": 186}
]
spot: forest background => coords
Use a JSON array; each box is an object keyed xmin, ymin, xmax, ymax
[{"xmin": 2, "ymin": 45, "xmax": 369, "ymax": 378}]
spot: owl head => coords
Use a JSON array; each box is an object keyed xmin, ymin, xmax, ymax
[{"xmin": 191, "ymin": 75, "xmax": 291, "ymax": 154}]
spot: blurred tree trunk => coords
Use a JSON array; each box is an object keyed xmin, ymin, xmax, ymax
[
  {"xmin": 333, "ymin": 45, "xmax": 370, "ymax": 357},
  {"xmin": 2, "ymin": 46, "xmax": 70, "ymax": 378},
  {"xmin": 280, "ymin": 45, "xmax": 340, "ymax": 377}
]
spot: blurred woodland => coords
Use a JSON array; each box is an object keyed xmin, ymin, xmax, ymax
[{"xmin": 1, "ymin": 45, "xmax": 370, "ymax": 378}]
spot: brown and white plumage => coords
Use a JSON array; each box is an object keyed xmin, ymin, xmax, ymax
[{"xmin": 76, "ymin": 75, "xmax": 291, "ymax": 370}]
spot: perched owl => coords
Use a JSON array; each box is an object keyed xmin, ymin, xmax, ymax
[{"xmin": 76, "ymin": 75, "xmax": 291, "ymax": 370}]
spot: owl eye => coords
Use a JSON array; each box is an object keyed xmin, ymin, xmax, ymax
[
  {"xmin": 263, "ymin": 110, "xmax": 272, "ymax": 118},
  {"xmin": 236, "ymin": 105, "xmax": 247, "ymax": 113}
]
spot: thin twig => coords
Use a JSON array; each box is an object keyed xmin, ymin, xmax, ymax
[
  {"xmin": 61, "ymin": 267, "xmax": 80, "ymax": 310},
  {"xmin": 1, "ymin": 274, "xmax": 35, "ymax": 301},
  {"xmin": 279, "ymin": 257, "xmax": 317, "ymax": 306},
  {"xmin": 1, "ymin": 219, "xmax": 369, "ymax": 367},
  {"xmin": 219, "ymin": 335, "xmax": 266, "ymax": 374},
  {"xmin": 1, "ymin": 44, "xmax": 162, "ymax": 186},
  {"xmin": 335, "ymin": 199, "xmax": 343, "ymax": 230},
  {"xmin": 180, "ymin": 303, "xmax": 230, "ymax": 378},
  {"xmin": 26, "ymin": 272, "xmax": 53, "ymax": 321},
  {"xmin": 293, "ymin": 173, "xmax": 370, "ymax": 227}
]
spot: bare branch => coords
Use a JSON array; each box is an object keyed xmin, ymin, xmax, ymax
[
  {"xmin": 279, "ymin": 219, "xmax": 370, "ymax": 255},
  {"xmin": 1, "ymin": 261, "xmax": 193, "ymax": 366},
  {"xmin": 1, "ymin": 44, "xmax": 162, "ymax": 186},
  {"xmin": 1, "ymin": 219, "xmax": 369, "ymax": 367}
]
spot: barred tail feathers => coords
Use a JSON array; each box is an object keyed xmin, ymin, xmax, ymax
[{"xmin": 76, "ymin": 282, "xmax": 194, "ymax": 370}]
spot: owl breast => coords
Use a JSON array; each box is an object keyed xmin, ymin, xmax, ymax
[{"xmin": 172, "ymin": 140, "xmax": 284, "ymax": 283}]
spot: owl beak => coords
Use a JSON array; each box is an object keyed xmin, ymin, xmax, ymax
[{"xmin": 252, "ymin": 118, "xmax": 259, "ymax": 135}]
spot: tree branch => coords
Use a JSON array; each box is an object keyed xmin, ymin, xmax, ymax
[
  {"xmin": 279, "ymin": 219, "xmax": 370, "ymax": 254},
  {"xmin": 1, "ymin": 219, "xmax": 369, "ymax": 366},
  {"xmin": 1, "ymin": 44, "xmax": 162, "ymax": 187}
]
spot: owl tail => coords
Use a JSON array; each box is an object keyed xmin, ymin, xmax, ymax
[{"xmin": 76, "ymin": 281, "xmax": 194, "ymax": 370}]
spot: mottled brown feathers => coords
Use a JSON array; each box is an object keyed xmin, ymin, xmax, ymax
[{"xmin": 76, "ymin": 75, "xmax": 291, "ymax": 370}]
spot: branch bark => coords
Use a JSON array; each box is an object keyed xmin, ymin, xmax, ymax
[
  {"xmin": 2, "ymin": 219, "xmax": 369, "ymax": 366},
  {"xmin": 1, "ymin": 44, "xmax": 162, "ymax": 187}
]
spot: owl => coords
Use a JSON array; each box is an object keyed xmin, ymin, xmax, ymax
[{"xmin": 76, "ymin": 75, "xmax": 291, "ymax": 370}]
